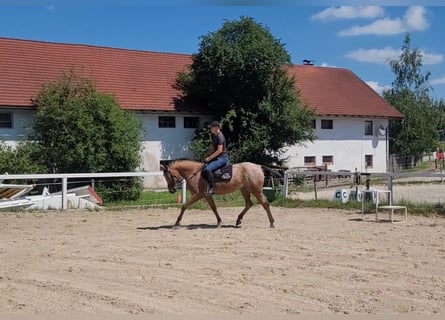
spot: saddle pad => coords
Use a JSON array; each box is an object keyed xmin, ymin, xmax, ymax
[{"xmin": 213, "ymin": 164, "xmax": 233, "ymax": 182}]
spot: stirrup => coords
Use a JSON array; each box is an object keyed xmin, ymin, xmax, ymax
[{"xmin": 205, "ymin": 187, "xmax": 215, "ymax": 196}]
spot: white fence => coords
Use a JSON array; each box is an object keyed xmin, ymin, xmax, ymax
[
  {"xmin": 283, "ymin": 169, "xmax": 445, "ymax": 203},
  {"xmin": 0, "ymin": 171, "xmax": 184, "ymax": 210},
  {"xmin": 3, "ymin": 169, "xmax": 444, "ymax": 211}
]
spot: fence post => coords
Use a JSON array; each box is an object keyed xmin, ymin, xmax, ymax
[
  {"xmin": 62, "ymin": 177, "xmax": 68, "ymax": 210},
  {"xmin": 440, "ymin": 162, "xmax": 443, "ymax": 184},
  {"xmin": 325, "ymin": 164, "xmax": 328, "ymax": 188},
  {"xmin": 181, "ymin": 179, "xmax": 187, "ymax": 204},
  {"xmin": 283, "ymin": 171, "xmax": 289, "ymax": 198},
  {"xmin": 387, "ymin": 174, "xmax": 393, "ymax": 205},
  {"xmin": 313, "ymin": 175, "xmax": 318, "ymax": 200}
]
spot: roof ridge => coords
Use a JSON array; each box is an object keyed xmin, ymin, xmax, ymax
[
  {"xmin": 291, "ymin": 64, "xmax": 349, "ymax": 71},
  {"xmin": 0, "ymin": 36, "xmax": 193, "ymax": 58}
]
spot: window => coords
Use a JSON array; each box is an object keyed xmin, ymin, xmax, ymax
[
  {"xmin": 312, "ymin": 119, "xmax": 316, "ymax": 129},
  {"xmin": 304, "ymin": 156, "xmax": 316, "ymax": 166},
  {"xmin": 322, "ymin": 155, "xmax": 333, "ymax": 165},
  {"xmin": 158, "ymin": 116, "xmax": 175, "ymax": 128},
  {"xmin": 364, "ymin": 120, "xmax": 373, "ymax": 136},
  {"xmin": 321, "ymin": 119, "xmax": 333, "ymax": 129},
  {"xmin": 0, "ymin": 112, "xmax": 12, "ymax": 128},
  {"xmin": 365, "ymin": 154, "xmax": 373, "ymax": 168},
  {"xmin": 184, "ymin": 116, "xmax": 200, "ymax": 129}
]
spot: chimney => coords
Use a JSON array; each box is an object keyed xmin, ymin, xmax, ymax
[{"xmin": 302, "ymin": 59, "xmax": 315, "ymax": 66}]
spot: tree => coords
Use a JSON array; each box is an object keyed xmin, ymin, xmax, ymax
[
  {"xmin": 0, "ymin": 141, "xmax": 45, "ymax": 175},
  {"xmin": 0, "ymin": 141, "xmax": 45, "ymax": 187},
  {"xmin": 383, "ymin": 33, "xmax": 441, "ymax": 164},
  {"xmin": 30, "ymin": 69, "xmax": 144, "ymax": 201},
  {"xmin": 177, "ymin": 16, "xmax": 315, "ymax": 165}
]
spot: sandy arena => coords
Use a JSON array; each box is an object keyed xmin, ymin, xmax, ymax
[{"xmin": 0, "ymin": 206, "xmax": 444, "ymax": 315}]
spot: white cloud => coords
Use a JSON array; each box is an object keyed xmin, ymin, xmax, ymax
[
  {"xmin": 320, "ymin": 62, "xmax": 337, "ymax": 68},
  {"xmin": 345, "ymin": 47, "xmax": 443, "ymax": 65},
  {"xmin": 345, "ymin": 47, "xmax": 399, "ymax": 64},
  {"xmin": 339, "ymin": 6, "xmax": 429, "ymax": 36},
  {"xmin": 310, "ymin": 6, "xmax": 384, "ymax": 21},
  {"xmin": 422, "ymin": 52, "xmax": 444, "ymax": 65},
  {"xmin": 404, "ymin": 6, "xmax": 429, "ymax": 30},
  {"xmin": 366, "ymin": 81, "xmax": 391, "ymax": 95},
  {"xmin": 431, "ymin": 77, "xmax": 445, "ymax": 85}
]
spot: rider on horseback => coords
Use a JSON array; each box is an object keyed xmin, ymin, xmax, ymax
[{"xmin": 203, "ymin": 121, "xmax": 229, "ymax": 196}]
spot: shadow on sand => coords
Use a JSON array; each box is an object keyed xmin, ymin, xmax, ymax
[{"xmin": 137, "ymin": 223, "xmax": 240, "ymax": 231}]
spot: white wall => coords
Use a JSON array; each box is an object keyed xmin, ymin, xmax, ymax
[
  {"xmin": 137, "ymin": 112, "xmax": 209, "ymax": 189},
  {"xmin": 1, "ymin": 108, "xmax": 389, "ymax": 187},
  {"xmin": 283, "ymin": 117, "xmax": 388, "ymax": 173},
  {"xmin": 1, "ymin": 108, "xmax": 210, "ymax": 189},
  {"xmin": 137, "ymin": 112, "xmax": 210, "ymax": 160},
  {"xmin": 0, "ymin": 108, "xmax": 35, "ymax": 146},
  {"xmin": 1, "ymin": 108, "xmax": 207, "ymax": 161}
]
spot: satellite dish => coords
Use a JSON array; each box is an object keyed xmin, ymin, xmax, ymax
[{"xmin": 378, "ymin": 125, "xmax": 386, "ymax": 136}]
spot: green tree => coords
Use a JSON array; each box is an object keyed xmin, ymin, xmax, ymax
[
  {"xmin": 30, "ymin": 70, "xmax": 144, "ymax": 201},
  {"xmin": 435, "ymin": 98, "xmax": 445, "ymax": 140},
  {"xmin": 383, "ymin": 33, "xmax": 441, "ymax": 164},
  {"xmin": 0, "ymin": 141, "xmax": 45, "ymax": 175},
  {"xmin": 177, "ymin": 16, "xmax": 315, "ymax": 165}
]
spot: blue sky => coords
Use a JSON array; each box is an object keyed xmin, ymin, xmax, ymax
[{"xmin": 1, "ymin": 2, "xmax": 445, "ymax": 100}]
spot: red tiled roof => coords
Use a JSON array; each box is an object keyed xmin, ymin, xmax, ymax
[
  {"xmin": 0, "ymin": 37, "xmax": 403, "ymax": 118},
  {"xmin": 288, "ymin": 65, "xmax": 403, "ymax": 118},
  {"xmin": 0, "ymin": 37, "xmax": 192, "ymax": 111}
]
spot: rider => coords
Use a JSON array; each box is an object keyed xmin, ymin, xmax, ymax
[{"xmin": 203, "ymin": 121, "xmax": 229, "ymax": 196}]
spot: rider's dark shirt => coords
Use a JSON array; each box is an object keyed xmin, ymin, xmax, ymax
[{"xmin": 212, "ymin": 131, "xmax": 227, "ymax": 156}]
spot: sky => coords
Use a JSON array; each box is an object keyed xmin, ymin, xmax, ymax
[{"xmin": 1, "ymin": 1, "xmax": 445, "ymax": 100}]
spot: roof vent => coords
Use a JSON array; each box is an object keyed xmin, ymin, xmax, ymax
[{"xmin": 303, "ymin": 59, "xmax": 315, "ymax": 66}]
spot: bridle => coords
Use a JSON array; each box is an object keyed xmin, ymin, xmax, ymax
[
  {"xmin": 163, "ymin": 164, "xmax": 205, "ymax": 193},
  {"xmin": 164, "ymin": 168, "xmax": 183, "ymax": 193}
]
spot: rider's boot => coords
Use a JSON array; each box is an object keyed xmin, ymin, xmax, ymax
[{"xmin": 205, "ymin": 171, "xmax": 215, "ymax": 196}]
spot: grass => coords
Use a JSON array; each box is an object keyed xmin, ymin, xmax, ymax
[
  {"xmin": 106, "ymin": 189, "xmax": 248, "ymax": 210},
  {"xmin": 105, "ymin": 189, "xmax": 445, "ymax": 217},
  {"xmin": 397, "ymin": 198, "xmax": 445, "ymax": 217},
  {"xmin": 401, "ymin": 159, "xmax": 436, "ymax": 173}
]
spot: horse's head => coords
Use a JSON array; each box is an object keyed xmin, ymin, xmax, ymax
[{"xmin": 161, "ymin": 163, "xmax": 182, "ymax": 193}]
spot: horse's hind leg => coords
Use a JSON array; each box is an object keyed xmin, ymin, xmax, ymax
[
  {"xmin": 253, "ymin": 190, "xmax": 275, "ymax": 228},
  {"xmin": 235, "ymin": 188, "xmax": 253, "ymax": 227},
  {"xmin": 204, "ymin": 196, "xmax": 222, "ymax": 227}
]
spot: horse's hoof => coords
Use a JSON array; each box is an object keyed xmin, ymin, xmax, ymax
[
  {"xmin": 270, "ymin": 224, "xmax": 275, "ymax": 228},
  {"xmin": 172, "ymin": 224, "xmax": 181, "ymax": 230},
  {"xmin": 235, "ymin": 220, "xmax": 242, "ymax": 227}
]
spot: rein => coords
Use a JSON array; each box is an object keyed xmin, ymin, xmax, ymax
[
  {"xmin": 184, "ymin": 164, "xmax": 205, "ymax": 183},
  {"xmin": 178, "ymin": 165, "xmax": 205, "ymax": 182},
  {"xmin": 167, "ymin": 163, "xmax": 205, "ymax": 187}
]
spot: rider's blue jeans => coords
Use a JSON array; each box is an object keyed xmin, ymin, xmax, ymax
[{"xmin": 205, "ymin": 154, "xmax": 229, "ymax": 172}]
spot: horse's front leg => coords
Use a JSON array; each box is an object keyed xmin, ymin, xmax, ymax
[
  {"xmin": 204, "ymin": 195, "xmax": 222, "ymax": 227},
  {"xmin": 174, "ymin": 193, "xmax": 204, "ymax": 227}
]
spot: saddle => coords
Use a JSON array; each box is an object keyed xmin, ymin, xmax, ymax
[{"xmin": 204, "ymin": 164, "xmax": 233, "ymax": 182}]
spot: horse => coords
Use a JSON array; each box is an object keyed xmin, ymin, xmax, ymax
[{"xmin": 161, "ymin": 159, "xmax": 275, "ymax": 228}]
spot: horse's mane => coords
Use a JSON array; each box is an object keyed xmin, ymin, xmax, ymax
[{"xmin": 166, "ymin": 158, "xmax": 202, "ymax": 168}]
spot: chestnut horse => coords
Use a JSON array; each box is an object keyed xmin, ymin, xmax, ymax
[{"xmin": 161, "ymin": 159, "xmax": 275, "ymax": 228}]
